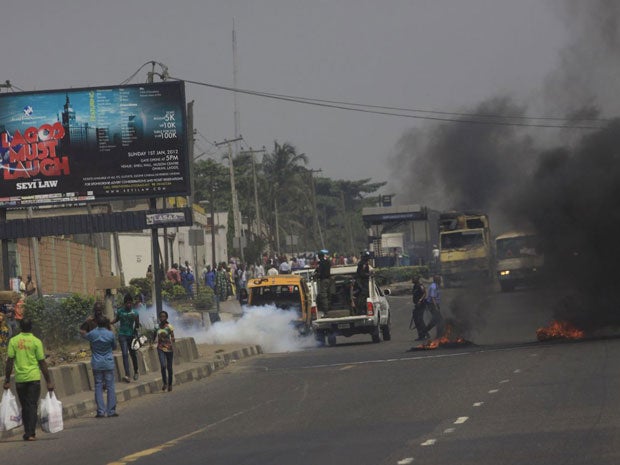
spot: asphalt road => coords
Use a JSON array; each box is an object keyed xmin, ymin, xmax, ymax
[{"xmin": 4, "ymin": 284, "xmax": 620, "ymax": 465}]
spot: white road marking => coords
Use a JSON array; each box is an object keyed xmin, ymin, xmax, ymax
[
  {"xmin": 421, "ymin": 439, "xmax": 436, "ymax": 446},
  {"xmin": 397, "ymin": 458, "xmax": 414, "ymax": 464},
  {"xmin": 499, "ymin": 379, "xmax": 510, "ymax": 384},
  {"xmin": 473, "ymin": 402, "xmax": 484, "ymax": 407},
  {"xmin": 454, "ymin": 417, "xmax": 469, "ymax": 424},
  {"xmin": 298, "ymin": 344, "xmax": 542, "ymax": 370},
  {"xmin": 444, "ymin": 427, "xmax": 456, "ymax": 434},
  {"xmin": 300, "ymin": 351, "xmax": 472, "ymax": 369},
  {"xmin": 514, "ymin": 369, "xmax": 521, "ymax": 373},
  {"xmin": 488, "ymin": 389, "xmax": 499, "ymax": 394}
]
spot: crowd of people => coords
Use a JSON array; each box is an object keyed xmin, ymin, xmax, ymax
[
  {"xmin": 161, "ymin": 252, "xmax": 368, "ymax": 305},
  {"xmin": 2, "ymin": 290, "xmax": 175, "ymax": 440}
]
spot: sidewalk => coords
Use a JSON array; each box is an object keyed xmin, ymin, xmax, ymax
[{"xmin": 1, "ymin": 305, "xmax": 261, "ymax": 440}]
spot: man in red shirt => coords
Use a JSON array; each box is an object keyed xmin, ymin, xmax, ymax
[{"xmin": 166, "ymin": 263, "xmax": 181, "ymax": 284}]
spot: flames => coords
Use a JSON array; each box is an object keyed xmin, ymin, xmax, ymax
[
  {"xmin": 536, "ymin": 320, "xmax": 584, "ymax": 341},
  {"xmin": 417, "ymin": 324, "xmax": 470, "ymax": 349}
]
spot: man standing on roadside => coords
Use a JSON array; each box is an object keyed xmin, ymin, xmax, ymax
[
  {"xmin": 80, "ymin": 313, "xmax": 117, "ymax": 418},
  {"xmin": 111, "ymin": 293, "xmax": 140, "ymax": 383},
  {"xmin": 4, "ymin": 318, "xmax": 55, "ymax": 441}
]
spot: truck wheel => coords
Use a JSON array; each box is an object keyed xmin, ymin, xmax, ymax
[
  {"xmin": 371, "ymin": 326, "xmax": 381, "ymax": 343},
  {"xmin": 327, "ymin": 333, "xmax": 337, "ymax": 346},
  {"xmin": 315, "ymin": 331, "xmax": 326, "ymax": 346},
  {"xmin": 381, "ymin": 323, "xmax": 392, "ymax": 341}
]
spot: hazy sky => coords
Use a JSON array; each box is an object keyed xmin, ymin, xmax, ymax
[{"xmin": 1, "ymin": 0, "xmax": 570, "ymax": 185}]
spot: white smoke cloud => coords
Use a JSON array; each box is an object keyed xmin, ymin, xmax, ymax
[{"xmin": 201, "ymin": 305, "xmax": 316, "ymax": 353}]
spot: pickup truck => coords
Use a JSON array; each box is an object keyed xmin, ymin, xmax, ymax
[{"xmin": 311, "ymin": 265, "xmax": 391, "ymax": 346}]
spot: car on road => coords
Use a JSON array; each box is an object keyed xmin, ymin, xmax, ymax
[{"xmin": 240, "ymin": 274, "xmax": 313, "ymax": 335}]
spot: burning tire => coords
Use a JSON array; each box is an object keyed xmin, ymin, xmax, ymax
[
  {"xmin": 315, "ymin": 330, "xmax": 326, "ymax": 346},
  {"xmin": 327, "ymin": 333, "xmax": 337, "ymax": 346}
]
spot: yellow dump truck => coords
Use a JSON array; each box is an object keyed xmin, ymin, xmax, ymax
[{"xmin": 439, "ymin": 211, "xmax": 492, "ymax": 287}]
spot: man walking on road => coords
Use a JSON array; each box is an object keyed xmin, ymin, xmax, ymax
[
  {"xmin": 411, "ymin": 276, "xmax": 429, "ymax": 340},
  {"xmin": 425, "ymin": 275, "xmax": 444, "ymax": 339},
  {"xmin": 4, "ymin": 318, "xmax": 55, "ymax": 441}
]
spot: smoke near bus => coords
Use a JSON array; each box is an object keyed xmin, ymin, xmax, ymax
[{"xmin": 388, "ymin": 0, "xmax": 620, "ymax": 330}]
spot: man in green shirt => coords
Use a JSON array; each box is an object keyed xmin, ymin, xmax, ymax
[{"xmin": 4, "ymin": 318, "xmax": 54, "ymax": 441}]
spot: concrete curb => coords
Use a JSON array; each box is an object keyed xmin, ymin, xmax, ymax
[{"xmin": 1, "ymin": 341, "xmax": 262, "ymax": 440}]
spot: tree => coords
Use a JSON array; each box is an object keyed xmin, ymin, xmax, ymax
[{"xmin": 262, "ymin": 142, "xmax": 308, "ymax": 254}]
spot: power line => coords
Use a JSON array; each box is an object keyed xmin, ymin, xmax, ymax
[{"xmin": 171, "ymin": 76, "xmax": 607, "ymax": 130}]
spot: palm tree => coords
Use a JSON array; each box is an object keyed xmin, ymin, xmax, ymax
[{"xmin": 262, "ymin": 142, "xmax": 308, "ymax": 254}]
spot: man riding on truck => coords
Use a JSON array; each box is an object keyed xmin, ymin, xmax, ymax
[
  {"xmin": 314, "ymin": 250, "xmax": 331, "ymax": 315},
  {"xmin": 354, "ymin": 251, "xmax": 372, "ymax": 315}
]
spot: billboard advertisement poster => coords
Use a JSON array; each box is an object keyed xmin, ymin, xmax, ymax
[{"xmin": 0, "ymin": 81, "xmax": 189, "ymax": 207}]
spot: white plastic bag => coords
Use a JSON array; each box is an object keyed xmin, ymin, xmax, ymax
[
  {"xmin": 40, "ymin": 391, "xmax": 63, "ymax": 433},
  {"xmin": 0, "ymin": 389, "xmax": 22, "ymax": 431}
]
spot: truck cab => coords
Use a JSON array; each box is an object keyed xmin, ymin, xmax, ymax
[{"xmin": 439, "ymin": 211, "xmax": 492, "ymax": 287}]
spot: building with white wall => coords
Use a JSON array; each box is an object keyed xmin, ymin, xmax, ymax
[{"xmin": 111, "ymin": 204, "xmax": 229, "ymax": 283}]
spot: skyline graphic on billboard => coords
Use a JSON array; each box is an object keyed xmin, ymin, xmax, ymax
[{"xmin": 0, "ymin": 81, "xmax": 189, "ymax": 207}]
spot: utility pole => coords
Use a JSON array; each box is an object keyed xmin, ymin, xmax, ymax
[
  {"xmin": 146, "ymin": 63, "xmax": 169, "ymax": 319},
  {"xmin": 308, "ymin": 169, "xmax": 325, "ymax": 249},
  {"xmin": 239, "ymin": 146, "xmax": 265, "ymax": 240},
  {"xmin": 1, "ymin": 81, "xmax": 16, "ymax": 289},
  {"xmin": 215, "ymin": 136, "xmax": 244, "ymax": 263}
]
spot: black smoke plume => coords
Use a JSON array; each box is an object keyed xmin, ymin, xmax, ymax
[{"xmin": 390, "ymin": 0, "xmax": 620, "ymax": 332}]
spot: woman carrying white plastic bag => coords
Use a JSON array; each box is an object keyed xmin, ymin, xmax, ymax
[
  {"xmin": 40, "ymin": 391, "xmax": 63, "ymax": 433},
  {"xmin": 0, "ymin": 388, "xmax": 22, "ymax": 431}
]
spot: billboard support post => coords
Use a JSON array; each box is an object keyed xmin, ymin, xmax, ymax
[
  {"xmin": 150, "ymin": 198, "xmax": 163, "ymax": 321},
  {"xmin": 0, "ymin": 209, "xmax": 8, "ymax": 290}
]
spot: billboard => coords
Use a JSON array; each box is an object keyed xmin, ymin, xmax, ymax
[{"xmin": 0, "ymin": 81, "xmax": 189, "ymax": 207}]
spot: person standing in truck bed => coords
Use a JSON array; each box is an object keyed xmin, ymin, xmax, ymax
[
  {"xmin": 314, "ymin": 250, "xmax": 331, "ymax": 315},
  {"xmin": 354, "ymin": 251, "xmax": 372, "ymax": 315}
]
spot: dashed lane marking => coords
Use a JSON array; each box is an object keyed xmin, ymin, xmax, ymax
[
  {"xmin": 473, "ymin": 402, "xmax": 484, "ymax": 407},
  {"xmin": 499, "ymin": 379, "xmax": 510, "ymax": 384},
  {"xmin": 421, "ymin": 439, "xmax": 437, "ymax": 446},
  {"xmin": 444, "ymin": 428, "xmax": 456, "ymax": 434},
  {"xmin": 454, "ymin": 417, "xmax": 469, "ymax": 424},
  {"xmin": 397, "ymin": 458, "xmax": 414, "ymax": 464},
  {"xmin": 488, "ymin": 389, "xmax": 499, "ymax": 394}
]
